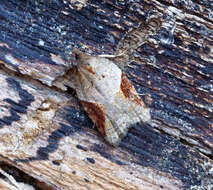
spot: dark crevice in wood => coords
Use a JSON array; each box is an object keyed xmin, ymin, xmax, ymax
[
  {"xmin": 0, "ymin": 161, "xmax": 54, "ymax": 190},
  {"xmin": 179, "ymin": 138, "xmax": 213, "ymax": 160},
  {"xmin": 154, "ymin": 126, "xmax": 213, "ymax": 160},
  {"xmin": 65, "ymin": 85, "xmax": 77, "ymax": 97},
  {"xmin": 119, "ymin": 123, "xmax": 212, "ymax": 189},
  {"xmin": 0, "ymin": 77, "xmax": 34, "ymax": 128}
]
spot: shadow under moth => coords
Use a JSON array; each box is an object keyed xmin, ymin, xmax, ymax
[{"xmin": 71, "ymin": 51, "xmax": 151, "ymax": 146}]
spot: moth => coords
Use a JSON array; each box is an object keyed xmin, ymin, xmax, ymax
[{"xmin": 71, "ymin": 51, "xmax": 151, "ymax": 146}]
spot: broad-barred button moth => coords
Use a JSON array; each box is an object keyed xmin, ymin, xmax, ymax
[{"xmin": 72, "ymin": 51, "xmax": 151, "ymax": 146}]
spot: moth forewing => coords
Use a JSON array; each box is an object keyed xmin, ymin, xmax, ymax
[{"xmin": 73, "ymin": 53, "xmax": 151, "ymax": 146}]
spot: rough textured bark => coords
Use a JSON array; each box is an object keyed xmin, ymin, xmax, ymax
[{"xmin": 0, "ymin": 0, "xmax": 212, "ymax": 190}]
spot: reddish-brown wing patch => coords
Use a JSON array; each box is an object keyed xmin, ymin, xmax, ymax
[
  {"xmin": 120, "ymin": 73, "xmax": 146, "ymax": 107},
  {"xmin": 83, "ymin": 65, "xmax": 96, "ymax": 75},
  {"xmin": 81, "ymin": 101, "xmax": 106, "ymax": 136}
]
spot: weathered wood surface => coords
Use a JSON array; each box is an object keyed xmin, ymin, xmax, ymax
[{"xmin": 0, "ymin": 0, "xmax": 212, "ymax": 190}]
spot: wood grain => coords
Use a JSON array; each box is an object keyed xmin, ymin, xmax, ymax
[{"xmin": 0, "ymin": 0, "xmax": 212, "ymax": 189}]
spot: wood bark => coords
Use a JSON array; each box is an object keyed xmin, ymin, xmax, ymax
[{"xmin": 0, "ymin": 0, "xmax": 212, "ymax": 189}]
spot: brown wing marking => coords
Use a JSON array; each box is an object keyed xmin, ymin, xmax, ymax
[
  {"xmin": 120, "ymin": 73, "xmax": 146, "ymax": 107},
  {"xmin": 84, "ymin": 65, "xmax": 96, "ymax": 75},
  {"xmin": 81, "ymin": 101, "xmax": 106, "ymax": 136}
]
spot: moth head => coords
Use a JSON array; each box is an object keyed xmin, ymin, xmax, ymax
[{"xmin": 73, "ymin": 49, "xmax": 94, "ymax": 68}]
